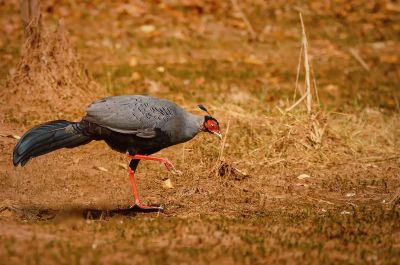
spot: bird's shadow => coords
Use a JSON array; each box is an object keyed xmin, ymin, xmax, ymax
[{"xmin": 1, "ymin": 205, "xmax": 162, "ymax": 221}]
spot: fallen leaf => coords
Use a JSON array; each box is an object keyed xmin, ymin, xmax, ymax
[
  {"xmin": 163, "ymin": 179, "xmax": 173, "ymax": 189},
  {"xmin": 129, "ymin": 57, "xmax": 138, "ymax": 67},
  {"xmin": 94, "ymin": 166, "xmax": 108, "ymax": 172},
  {"xmin": 0, "ymin": 133, "xmax": 21, "ymax": 140},
  {"xmin": 324, "ymin": 84, "xmax": 339, "ymax": 94},
  {"xmin": 131, "ymin": 72, "xmax": 141, "ymax": 81},
  {"xmin": 297, "ymin": 174, "xmax": 311, "ymax": 180},
  {"xmin": 244, "ymin": 55, "xmax": 264, "ymax": 65},
  {"xmin": 140, "ymin": 25, "xmax": 156, "ymax": 33},
  {"xmin": 116, "ymin": 163, "xmax": 128, "ymax": 170},
  {"xmin": 218, "ymin": 162, "xmax": 249, "ymax": 180}
]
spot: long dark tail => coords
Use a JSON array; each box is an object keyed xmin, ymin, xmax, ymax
[{"xmin": 13, "ymin": 120, "xmax": 92, "ymax": 167}]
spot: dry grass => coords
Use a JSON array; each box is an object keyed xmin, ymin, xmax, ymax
[{"xmin": 0, "ymin": 4, "xmax": 104, "ymax": 125}]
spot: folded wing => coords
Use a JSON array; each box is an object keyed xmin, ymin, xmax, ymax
[{"xmin": 84, "ymin": 95, "xmax": 178, "ymax": 138}]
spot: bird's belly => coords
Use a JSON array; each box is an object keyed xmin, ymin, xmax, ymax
[
  {"xmin": 105, "ymin": 131, "xmax": 171, "ymax": 155},
  {"xmin": 80, "ymin": 120, "xmax": 173, "ymax": 155}
]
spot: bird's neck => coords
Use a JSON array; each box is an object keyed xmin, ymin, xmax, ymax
[
  {"xmin": 184, "ymin": 112, "xmax": 204, "ymax": 133},
  {"xmin": 174, "ymin": 112, "xmax": 203, "ymax": 143}
]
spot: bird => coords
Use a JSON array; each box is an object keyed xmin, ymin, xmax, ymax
[{"xmin": 12, "ymin": 95, "xmax": 222, "ymax": 212}]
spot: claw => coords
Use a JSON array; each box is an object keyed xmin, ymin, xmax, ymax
[
  {"xmin": 162, "ymin": 159, "xmax": 176, "ymax": 171},
  {"xmin": 130, "ymin": 204, "xmax": 164, "ymax": 212}
]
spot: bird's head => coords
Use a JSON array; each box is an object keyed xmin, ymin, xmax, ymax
[{"xmin": 198, "ymin": 104, "xmax": 222, "ymax": 139}]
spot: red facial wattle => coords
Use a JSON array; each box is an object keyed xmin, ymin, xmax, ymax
[{"xmin": 205, "ymin": 120, "xmax": 222, "ymax": 139}]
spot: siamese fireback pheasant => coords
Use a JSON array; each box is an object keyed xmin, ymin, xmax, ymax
[{"xmin": 12, "ymin": 95, "xmax": 222, "ymax": 211}]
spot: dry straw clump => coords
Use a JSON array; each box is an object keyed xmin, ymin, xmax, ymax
[{"xmin": 1, "ymin": 2, "xmax": 103, "ymax": 125}]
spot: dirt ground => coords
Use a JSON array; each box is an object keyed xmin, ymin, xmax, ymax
[{"xmin": 0, "ymin": 1, "xmax": 399, "ymax": 264}]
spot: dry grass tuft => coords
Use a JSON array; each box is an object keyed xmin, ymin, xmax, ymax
[{"xmin": 0, "ymin": 6, "xmax": 104, "ymax": 125}]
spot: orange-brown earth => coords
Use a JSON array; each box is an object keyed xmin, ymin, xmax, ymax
[{"xmin": 0, "ymin": 1, "xmax": 399, "ymax": 264}]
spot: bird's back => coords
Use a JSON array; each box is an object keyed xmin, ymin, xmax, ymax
[
  {"xmin": 84, "ymin": 95, "xmax": 178, "ymax": 135},
  {"xmin": 82, "ymin": 95, "xmax": 203, "ymax": 154}
]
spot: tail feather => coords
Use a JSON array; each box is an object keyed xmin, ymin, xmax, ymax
[
  {"xmin": 17, "ymin": 127, "xmax": 74, "ymax": 157},
  {"xmin": 13, "ymin": 120, "xmax": 92, "ymax": 166},
  {"xmin": 17, "ymin": 134, "xmax": 86, "ymax": 167}
]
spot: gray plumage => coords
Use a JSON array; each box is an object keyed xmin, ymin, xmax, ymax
[
  {"xmin": 13, "ymin": 95, "xmax": 213, "ymax": 166},
  {"xmin": 84, "ymin": 95, "xmax": 204, "ymax": 144}
]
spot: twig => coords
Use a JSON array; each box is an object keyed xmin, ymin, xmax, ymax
[
  {"xmin": 299, "ymin": 13, "xmax": 312, "ymax": 114},
  {"xmin": 20, "ymin": 0, "xmax": 40, "ymax": 37},
  {"xmin": 293, "ymin": 44, "xmax": 303, "ymax": 103},
  {"xmin": 349, "ymin": 48, "xmax": 370, "ymax": 71},
  {"xmin": 230, "ymin": 0, "xmax": 257, "ymax": 41},
  {"xmin": 310, "ymin": 61, "xmax": 320, "ymax": 107},
  {"xmin": 285, "ymin": 92, "xmax": 307, "ymax": 112},
  {"xmin": 361, "ymin": 155, "xmax": 400, "ymax": 163},
  {"xmin": 287, "ymin": 13, "xmax": 314, "ymax": 113},
  {"xmin": 215, "ymin": 120, "xmax": 231, "ymax": 177}
]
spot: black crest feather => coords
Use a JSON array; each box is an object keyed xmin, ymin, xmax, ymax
[{"xmin": 198, "ymin": 104, "xmax": 212, "ymax": 116}]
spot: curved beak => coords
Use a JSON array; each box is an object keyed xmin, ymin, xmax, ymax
[{"xmin": 213, "ymin": 131, "xmax": 223, "ymax": 140}]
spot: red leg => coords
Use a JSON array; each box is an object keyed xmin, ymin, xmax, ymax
[
  {"xmin": 128, "ymin": 160, "xmax": 163, "ymax": 212},
  {"xmin": 128, "ymin": 154, "xmax": 177, "ymax": 171}
]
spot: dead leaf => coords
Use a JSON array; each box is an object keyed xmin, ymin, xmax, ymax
[
  {"xmin": 94, "ymin": 166, "xmax": 108, "ymax": 172},
  {"xmin": 163, "ymin": 179, "xmax": 173, "ymax": 189},
  {"xmin": 140, "ymin": 25, "xmax": 156, "ymax": 33},
  {"xmin": 116, "ymin": 163, "xmax": 128, "ymax": 170},
  {"xmin": 157, "ymin": 66, "xmax": 165, "ymax": 73},
  {"xmin": 0, "ymin": 133, "xmax": 21, "ymax": 140},
  {"xmin": 129, "ymin": 57, "xmax": 138, "ymax": 67},
  {"xmin": 244, "ymin": 55, "xmax": 264, "ymax": 65},
  {"xmin": 218, "ymin": 162, "xmax": 249, "ymax": 180},
  {"xmin": 131, "ymin": 72, "xmax": 141, "ymax": 81},
  {"xmin": 324, "ymin": 84, "xmax": 339, "ymax": 94},
  {"xmin": 297, "ymin": 174, "xmax": 311, "ymax": 180}
]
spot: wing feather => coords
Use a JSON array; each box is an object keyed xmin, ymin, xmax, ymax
[{"xmin": 84, "ymin": 95, "xmax": 178, "ymax": 138}]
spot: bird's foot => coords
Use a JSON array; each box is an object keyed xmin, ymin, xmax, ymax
[
  {"xmin": 161, "ymin": 159, "xmax": 182, "ymax": 175},
  {"xmin": 129, "ymin": 203, "xmax": 164, "ymax": 212},
  {"xmin": 161, "ymin": 158, "xmax": 176, "ymax": 171}
]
